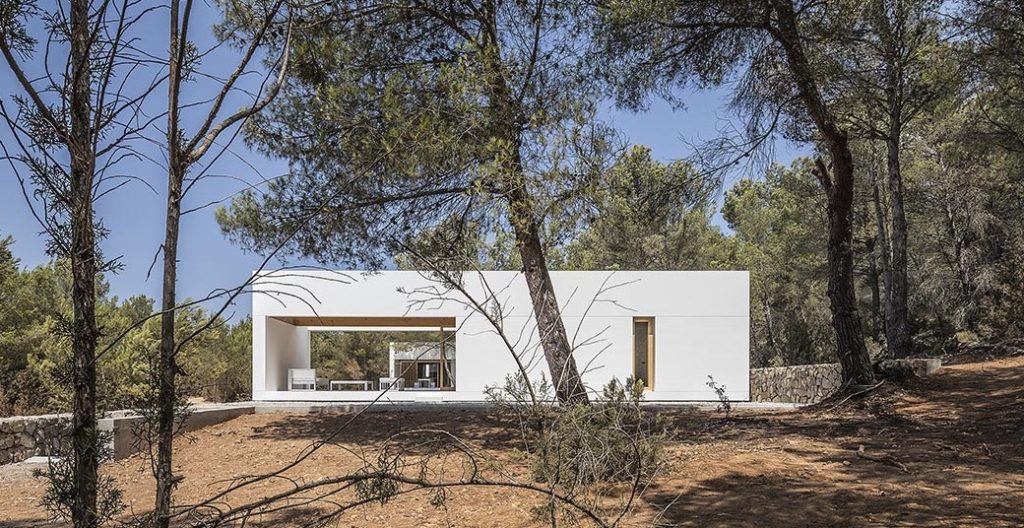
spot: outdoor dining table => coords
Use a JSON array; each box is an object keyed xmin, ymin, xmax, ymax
[{"xmin": 329, "ymin": 380, "xmax": 374, "ymax": 391}]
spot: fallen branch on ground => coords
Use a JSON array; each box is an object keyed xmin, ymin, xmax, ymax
[
  {"xmin": 933, "ymin": 441, "xmax": 961, "ymax": 457},
  {"xmin": 818, "ymin": 381, "xmax": 886, "ymax": 413},
  {"xmin": 856, "ymin": 445, "xmax": 908, "ymax": 473}
]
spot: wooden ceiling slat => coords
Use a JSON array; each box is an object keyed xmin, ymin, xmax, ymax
[{"xmin": 269, "ymin": 316, "xmax": 456, "ymax": 328}]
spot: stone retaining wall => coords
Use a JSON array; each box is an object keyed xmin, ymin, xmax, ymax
[
  {"xmin": 0, "ymin": 413, "xmax": 70, "ymax": 464},
  {"xmin": 750, "ymin": 364, "xmax": 843, "ymax": 404},
  {"xmin": 750, "ymin": 358, "xmax": 942, "ymax": 404}
]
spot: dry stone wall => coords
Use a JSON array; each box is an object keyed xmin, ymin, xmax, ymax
[
  {"xmin": 749, "ymin": 364, "xmax": 843, "ymax": 404},
  {"xmin": 750, "ymin": 359, "xmax": 942, "ymax": 404},
  {"xmin": 0, "ymin": 413, "xmax": 70, "ymax": 464}
]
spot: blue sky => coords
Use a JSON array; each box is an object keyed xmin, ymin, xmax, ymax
[{"xmin": 0, "ymin": 5, "xmax": 807, "ymax": 318}]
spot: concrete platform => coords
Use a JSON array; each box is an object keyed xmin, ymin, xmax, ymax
[
  {"xmin": 99, "ymin": 404, "xmax": 255, "ymax": 459},
  {"xmin": 249, "ymin": 400, "xmax": 805, "ymax": 415},
  {"xmin": 252, "ymin": 401, "xmax": 494, "ymax": 414}
]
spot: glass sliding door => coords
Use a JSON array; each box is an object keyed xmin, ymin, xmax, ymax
[{"xmin": 633, "ymin": 317, "xmax": 655, "ymax": 389}]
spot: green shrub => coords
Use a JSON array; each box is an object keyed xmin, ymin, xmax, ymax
[{"xmin": 487, "ymin": 375, "xmax": 666, "ymax": 490}]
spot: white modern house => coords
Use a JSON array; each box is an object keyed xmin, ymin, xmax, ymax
[{"xmin": 252, "ymin": 270, "xmax": 750, "ymax": 402}]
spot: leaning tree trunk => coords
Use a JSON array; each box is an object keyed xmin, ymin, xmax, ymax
[
  {"xmin": 884, "ymin": 134, "xmax": 912, "ymax": 358},
  {"xmin": 771, "ymin": 0, "xmax": 877, "ymax": 387},
  {"xmin": 69, "ymin": 0, "xmax": 100, "ymax": 525},
  {"xmin": 479, "ymin": 17, "xmax": 588, "ymax": 404},
  {"xmin": 506, "ymin": 166, "xmax": 590, "ymax": 405}
]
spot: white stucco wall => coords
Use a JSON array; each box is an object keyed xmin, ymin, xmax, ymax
[
  {"xmin": 251, "ymin": 270, "xmax": 749, "ymax": 402},
  {"xmin": 253, "ymin": 315, "xmax": 310, "ymax": 392}
]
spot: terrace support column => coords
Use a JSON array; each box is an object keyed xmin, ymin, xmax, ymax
[{"xmin": 439, "ymin": 327, "xmax": 446, "ymax": 389}]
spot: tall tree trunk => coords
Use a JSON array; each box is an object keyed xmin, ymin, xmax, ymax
[
  {"xmin": 69, "ymin": 0, "xmax": 99, "ymax": 525},
  {"xmin": 943, "ymin": 202, "xmax": 977, "ymax": 329},
  {"xmin": 154, "ymin": 168, "xmax": 183, "ymax": 527},
  {"xmin": 155, "ymin": 2, "xmax": 186, "ymax": 524},
  {"xmin": 870, "ymin": 165, "xmax": 892, "ymax": 343},
  {"xmin": 884, "ymin": 134, "xmax": 912, "ymax": 357},
  {"xmin": 876, "ymin": 0, "xmax": 915, "ymax": 359},
  {"xmin": 770, "ymin": 0, "xmax": 876, "ymax": 386},
  {"xmin": 823, "ymin": 147, "xmax": 878, "ymax": 386},
  {"xmin": 868, "ymin": 257, "xmax": 883, "ymax": 341},
  {"xmin": 761, "ymin": 286, "xmax": 781, "ymax": 361},
  {"xmin": 865, "ymin": 235, "xmax": 885, "ymax": 342}
]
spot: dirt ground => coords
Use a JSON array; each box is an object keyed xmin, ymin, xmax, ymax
[{"xmin": 2, "ymin": 356, "xmax": 1022, "ymax": 527}]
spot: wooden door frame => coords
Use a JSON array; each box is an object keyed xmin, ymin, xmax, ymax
[{"xmin": 633, "ymin": 317, "xmax": 655, "ymax": 390}]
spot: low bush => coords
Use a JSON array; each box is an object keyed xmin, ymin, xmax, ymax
[{"xmin": 487, "ymin": 375, "xmax": 667, "ymax": 491}]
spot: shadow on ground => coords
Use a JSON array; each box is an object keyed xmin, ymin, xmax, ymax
[
  {"xmin": 648, "ymin": 358, "xmax": 1024, "ymax": 527},
  {"xmin": 248, "ymin": 408, "xmax": 524, "ymax": 451},
  {"xmin": 2, "ymin": 358, "xmax": 1021, "ymax": 527}
]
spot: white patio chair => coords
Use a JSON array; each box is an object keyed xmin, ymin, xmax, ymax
[
  {"xmin": 288, "ymin": 368, "xmax": 317, "ymax": 391},
  {"xmin": 378, "ymin": 377, "xmax": 404, "ymax": 391}
]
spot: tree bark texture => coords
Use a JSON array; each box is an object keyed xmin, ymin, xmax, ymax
[
  {"xmin": 865, "ymin": 236, "xmax": 885, "ymax": 342},
  {"xmin": 153, "ymin": 165, "xmax": 183, "ymax": 528},
  {"xmin": 479, "ymin": 10, "xmax": 589, "ymax": 404},
  {"xmin": 69, "ymin": 0, "xmax": 100, "ymax": 525},
  {"xmin": 761, "ymin": 286, "xmax": 781, "ymax": 361},
  {"xmin": 155, "ymin": 2, "xmax": 186, "ymax": 524},
  {"xmin": 876, "ymin": 0, "xmax": 914, "ymax": 359},
  {"xmin": 770, "ymin": 0, "xmax": 877, "ymax": 386},
  {"xmin": 871, "ymin": 166, "xmax": 892, "ymax": 343},
  {"xmin": 508, "ymin": 187, "xmax": 590, "ymax": 404},
  {"xmin": 884, "ymin": 134, "xmax": 912, "ymax": 358}
]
